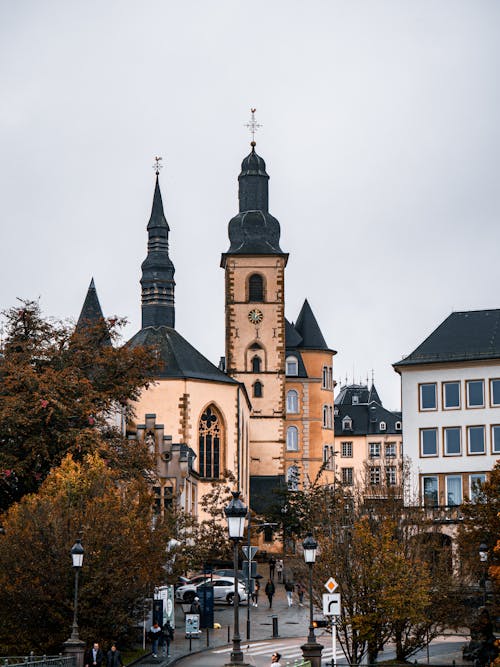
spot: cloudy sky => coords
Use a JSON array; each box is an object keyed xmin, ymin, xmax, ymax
[{"xmin": 1, "ymin": 1, "xmax": 499, "ymax": 410}]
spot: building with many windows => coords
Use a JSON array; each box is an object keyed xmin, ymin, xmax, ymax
[
  {"xmin": 393, "ymin": 310, "xmax": 500, "ymax": 508},
  {"xmin": 333, "ymin": 383, "xmax": 403, "ymax": 492}
]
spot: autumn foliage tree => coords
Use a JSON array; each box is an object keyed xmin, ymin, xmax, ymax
[
  {"xmin": 0, "ymin": 300, "xmax": 155, "ymax": 509},
  {"xmin": 0, "ymin": 452, "xmax": 180, "ymax": 654}
]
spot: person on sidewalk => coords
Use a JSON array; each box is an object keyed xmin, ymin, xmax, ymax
[
  {"xmin": 268, "ymin": 555, "xmax": 276, "ymax": 580},
  {"xmin": 106, "ymin": 643, "xmax": 123, "ymax": 667},
  {"xmin": 252, "ymin": 579, "xmax": 260, "ymax": 607},
  {"xmin": 84, "ymin": 642, "xmax": 103, "ymax": 667},
  {"xmin": 296, "ymin": 581, "xmax": 305, "ymax": 606},
  {"xmin": 161, "ymin": 620, "xmax": 174, "ymax": 657},
  {"xmin": 148, "ymin": 622, "xmax": 162, "ymax": 658},
  {"xmin": 270, "ymin": 651, "xmax": 282, "ymax": 665},
  {"xmin": 284, "ymin": 579, "xmax": 294, "ymax": 606},
  {"xmin": 276, "ymin": 558, "xmax": 283, "ymax": 583},
  {"xmin": 265, "ymin": 578, "xmax": 275, "ymax": 608}
]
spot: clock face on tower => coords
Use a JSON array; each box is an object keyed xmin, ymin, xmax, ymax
[{"xmin": 248, "ymin": 308, "xmax": 263, "ymax": 325}]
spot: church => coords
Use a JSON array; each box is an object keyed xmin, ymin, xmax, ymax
[{"xmin": 77, "ymin": 137, "xmax": 336, "ymax": 522}]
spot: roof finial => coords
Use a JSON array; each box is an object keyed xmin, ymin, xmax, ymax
[
  {"xmin": 371, "ymin": 368, "xmax": 375, "ymax": 386},
  {"xmin": 244, "ymin": 108, "xmax": 262, "ymax": 146},
  {"xmin": 153, "ymin": 156, "xmax": 163, "ymax": 176}
]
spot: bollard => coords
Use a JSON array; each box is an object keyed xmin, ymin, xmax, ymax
[
  {"xmin": 272, "ymin": 615, "xmax": 279, "ymax": 638},
  {"xmin": 189, "ymin": 634, "xmax": 192, "ymax": 652},
  {"xmin": 228, "ymin": 625, "xmax": 231, "ymax": 642},
  {"xmin": 206, "ymin": 626, "xmax": 210, "ymax": 647}
]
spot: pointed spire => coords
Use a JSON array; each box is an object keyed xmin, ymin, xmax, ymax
[
  {"xmin": 76, "ymin": 279, "xmax": 111, "ymax": 345},
  {"xmin": 140, "ymin": 169, "xmax": 175, "ymax": 329},
  {"xmin": 294, "ymin": 299, "xmax": 329, "ymax": 350},
  {"xmin": 368, "ymin": 382, "xmax": 382, "ymax": 405}
]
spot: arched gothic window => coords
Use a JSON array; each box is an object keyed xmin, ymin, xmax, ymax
[
  {"xmin": 286, "ymin": 390, "xmax": 299, "ymax": 413},
  {"xmin": 199, "ymin": 405, "xmax": 224, "ymax": 479},
  {"xmin": 286, "ymin": 426, "xmax": 299, "ymax": 451},
  {"xmin": 287, "ymin": 465, "xmax": 299, "ymax": 491},
  {"xmin": 251, "ymin": 356, "xmax": 262, "ymax": 373},
  {"xmin": 248, "ymin": 274, "xmax": 265, "ymax": 302},
  {"xmin": 253, "ymin": 381, "xmax": 263, "ymax": 398}
]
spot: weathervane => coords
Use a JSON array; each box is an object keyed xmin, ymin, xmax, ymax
[
  {"xmin": 153, "ymin": 156, "xmax": 163, "ymax": 176},
  {"xmin": 244, "ymin": 108, "xmax": 262, "ymax": 145}
]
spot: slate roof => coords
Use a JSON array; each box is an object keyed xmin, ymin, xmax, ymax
[
  {"xmin": 334, "ymin": 383, "xmax": 402, "ymax": 436},
  {"xmin": 128, "ymin": 326, "xmax": 237, "ymax": 384},
  {"xmin": 394, "ymin": 309, "xmax": 500, "ymax": 367},
  {"xmin": 75, "ymin": 278, "xmax": 111, "ymax": 345},
  {"xmin": 285, "ymin": 300, "xmax": 335, "ymax": 354}
]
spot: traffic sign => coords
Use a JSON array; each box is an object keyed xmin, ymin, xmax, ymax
[
  {"xmin": 323, "ymin": 592, "xmax": 341, "ymax": 616},
  {"xmin": 324, "ymin": 577, "xmax": 339, "ymax": 593},
  {"xmin": 242, "ymin": 546, "xmax": 258, "ymax": 561}
]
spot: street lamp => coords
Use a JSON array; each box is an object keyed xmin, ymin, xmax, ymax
[
  {"xmin": 479, "ymin": 542, "xmax": 488, "ymax": 606},
  {"xmin": 224, "ymin": 491, "xmax": 249, "ymax": 667},
  {"xmin": 63, "ymin": 538, "xmax": 85, "ymax": 667},
  {"xmin": 301, "ymin": 532, "xmax": 323, "ymax": 667}
]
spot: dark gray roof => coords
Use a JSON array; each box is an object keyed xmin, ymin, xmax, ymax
[
  {"xmin": 335, "ymin": 384, "xmax": 371, "ymax": 406},
  {"xmin": 285, "ymin": 318, "xmax": 303, "ymax": 347},
  {"xmin": 76, "ymin": 278, "xmax": 111, "ymax": 345},
  {"xmin": 394, "ymin": 309, "xmax": 500, "ymax": 367},
  {"xmin": 292, "ymin": 300, "xmax": 335, "ymax": 352},
  {"xmin": 334, "ymin": 403, "xmax": 402, "ymax": 437},
  {"xmin": 128, "ymin": 326, "xmax": 237, "ymax": 384},
  {"xmin": 285, "ymin": 348, "xmax": 308, "ymax": 378},
  {"xmin": 368, "ymin": 383, "xmax": 381, "ymax": 404},
  {"xmin": 249, "ymin": 475, "xmax": 285, "ymax": 514}
]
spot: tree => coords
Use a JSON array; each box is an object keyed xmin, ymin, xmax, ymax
[
  {"xmin": 0, "ymin": 452, "xmax": 182, "ymax": 654},
  {"xmin": 0, "ymin": 300, "xmax": 155, "ymax": 509}
]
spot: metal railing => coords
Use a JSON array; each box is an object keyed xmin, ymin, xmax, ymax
[{"xmin": 2, "ymin": 655, "xmax": 75, "ymax": 667}]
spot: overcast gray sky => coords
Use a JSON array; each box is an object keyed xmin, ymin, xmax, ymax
[{"xmin": 1, "ymin": 0, "xmax": 499, "ymax": 410}]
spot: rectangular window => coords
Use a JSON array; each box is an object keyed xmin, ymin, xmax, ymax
[
  {"xmin": 420, "ymin": 383, "xmax": 437, "ymax": 410},
  {"xmin": 446, "ymin": 475, "xmax": 462, "ymax": 506},
  {"xmin": 491, "ymin": 379, "xmax": 500, "ymax": 406},
  {"xmin": 341, "ymin": 441, "xmax": 353, "ymax": 458},
  {"xmin": 370, "ymin": 466, "xmax": 381, "ymax": 485},
  {"xmin": 385, "ymin": 442, "xmax": 396, "ymax": 458},
  {"xmin": 421, "ymin": 428, "xmax": 438, "ymax": 457},
  {"xmin": 443, "ymin": 381, "xmax": 460, "ymax": 409},
  {"xmin": 444, "ymin": 427, "xmax": 461, "ymax": 456},
  {"xmin": 423, "ymin": 476, "xmax": 438, "ymax": 506},
  {"xmin": 341, "ymin": 467, "xmax": 353, "ymax": 485},
  {"xmin": 470, "ymin": 474, "xmax": 486, "ymax": 501},
  {"xmin": 467, "ymin": 380, "xmax": 484, "ymax": 408},
  {"xmin": 492, "ymin": 425, "xmax": 500, "ymax": 454},
  {"xmin": 369, "ymin": 442, "xmax": 381, "ymax": 458},
  {"xmin": 468, "ymin": 425, "xmax": 486, "ymax": 454},
  {"xmin": 386, "ymin": 466, "xmax": 396, "ymax": 486}
]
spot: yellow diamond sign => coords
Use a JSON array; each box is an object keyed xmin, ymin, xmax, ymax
[{"xmin": 324, "ymin": 577, "xmax": 338, "ymax": 593}]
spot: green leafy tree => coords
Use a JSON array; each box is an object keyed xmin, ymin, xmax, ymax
[
  {"xmin": 0, "ymin": 452, "xmax": 180, "ymax": 653},
  {"xmin": 0, "ymin": 300, "xmax": 154, "ymax": 509}
]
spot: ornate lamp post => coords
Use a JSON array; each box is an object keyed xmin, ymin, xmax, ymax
[
  {"xmin": 224, "ymin": 491, "xmax": 249, "ymax": 667},
  {"xmin": 63, "ymin": 538, "xmax": 85, "ymax": 667},
  {"xmin": 301, "ymin": 532, "xmax": 323, "ymax": 667},
  {"xmin": 479, "ymin": 542, "xmax": 488, "ymax": 606}
]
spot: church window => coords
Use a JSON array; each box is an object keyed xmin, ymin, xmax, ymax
[
  {"xmin": 198, "ymin": 405, "xmax": 224, "ymax": 479},
  {"xmin": 286, "ymin": 389, "xmax": 299, "ymax": 413},
  {"xmin": 253, "ymin": 381, "xmax": 263, "ymax": 398},
  {"xmin": 287, "ymin": 465, "xmax": 299, "ymax": 491},
  {"xmin": 286, "ymin": 426, "xmax": 299, "ymax": 451},
  {"xmin": 286, "ymin": 356, "xmax": 298, "ymax": 376},
  {"xmin": 251, "ymin": 356, "xmax": 262, "ymax": 373},
  {"xmin": 248, "ymin": 274, "xmax": 265, "ymax": 302}
]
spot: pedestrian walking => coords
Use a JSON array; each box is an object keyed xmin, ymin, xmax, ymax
[
  {"xmin": 270, "ymin": 651, "xmax": 282, "ymax": 665},
  {"xmin": 276, "ymin": 558, "xmax": 283, "ymax": 583},
  {"xmin": 268, "ymin": 555, "xmax": 276, "ymax": 580},
  {"xmin": 106, "ymin": 644, "xmax": 123, "ymax": 667},
  {"xmin": 161, "ymin": 620, "xmax": 174, "ymax": 657},
  {"xmin": 265, "ymin": 578, "xmax": 275, "ymax": 608},
  {"xmin": 84, "ymin": 643, "xmax": 103, "ymax": 667},
  {"xmin": 284, "ymin": 579, "xmax": 294, "ymax": 607},
  {"xmin": 148, "ymin": 622, "xmax": 162, "ymax": 658},
  {"xmin": 297, "ymin": 581, "xmax": 305, "ymax": 607},
  {"xmin": 190, "ymin": 596, "xmax": 202, "ymax": 615},
  {"xmin": 252, "ymin": 579, "xmax": 260, "ymax": 607}
]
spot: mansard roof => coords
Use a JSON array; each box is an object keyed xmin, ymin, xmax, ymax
[
  {"xmin": 128, "ymin": 326, "xmax": 237, "ymax": 384},
  {"xmin": 394, "ymin": 309, "xmax": 500, "ymax": 368},
  {"xmin": 334, "ymin": 382, "xmax": 401, "ymax": 436}
]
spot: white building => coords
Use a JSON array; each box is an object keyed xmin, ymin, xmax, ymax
[{"xmin": 394, "ymin": 309, "xmax": 500, "ymax": 508}]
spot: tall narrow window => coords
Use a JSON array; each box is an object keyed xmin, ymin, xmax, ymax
[
  {"xmin": 423, "ymin": 476, "xmax": 438, "ymax": 506},
  {"xmin": 286, "ymin": 389, "xmax": 299, "ymax": 413},
  {"xmin": 198, "ymin": 406, "xmax": 223, "ymax": 479},
  {"xmin": 251, "ymin": 356, "xmax": 262, "ymax": 373},
  {"xmin": 253, "ymin": 381, "xmax": 263, "ymax": 398},
  {"xmin": 286, "ymin": 426, "xmax": 299, "ymax": 451},
  {"xmin": 248, "ymin": 274, "xmax": 264, "ymax": 302}
]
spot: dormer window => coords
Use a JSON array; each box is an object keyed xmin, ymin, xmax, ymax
[
  {"xmin": 286, "ymin": 356, "xmax": 298, "ymax": 376},
  {"xmin": 352, "ymin": 395, "xmax": 359, "ymax": 405},
  {"xmin": 395, "ymin": 421, "xmax": 402, "ymax": 431},
  {"xmin": 342, "ymin": 416, "xmax": 352, "ymax": 431},
  {"xmin": 380, "ymin": 421, "xmax": 386, "ymax": 431}
]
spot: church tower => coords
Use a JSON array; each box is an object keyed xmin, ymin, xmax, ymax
[{"xmin": 221, "ymin": 131, "xmax": 288, "ymax": 505}]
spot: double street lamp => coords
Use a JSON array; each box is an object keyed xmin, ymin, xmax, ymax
[
  {"xmin": 224, "ymin": 491, "xmax": 249, "ymax": 667},
  {"xmin": 301, "ymin": 532, "xmax": 323, "ymax": 667}
]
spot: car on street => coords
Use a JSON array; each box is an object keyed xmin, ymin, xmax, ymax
[{"xmin": 175, "ymin": 576, "xmax": 248, "ymax": 605}]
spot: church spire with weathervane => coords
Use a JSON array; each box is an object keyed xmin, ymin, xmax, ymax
[{"xmin": 140, "ymin": 157, "xmax": 176, "ymax": 329}]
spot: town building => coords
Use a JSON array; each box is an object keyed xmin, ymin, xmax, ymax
[{"xmin": 393, "ymin": 309, "xmax": 500, "ymax": 509}]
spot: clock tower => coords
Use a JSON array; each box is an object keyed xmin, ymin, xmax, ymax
[{"xmin": 221, "ymin": 139, "xmax": 288, "ymax": 499}]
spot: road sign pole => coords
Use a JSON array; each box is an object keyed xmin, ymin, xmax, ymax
[{"xmin": 332, "ymin": 615, "xmax": 336, "ymax": 667}]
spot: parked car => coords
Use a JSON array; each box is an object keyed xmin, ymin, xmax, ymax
[
  {"xmin": 213, "ymin": 569, "xmax": 246, "ymax": 584},
  {"xmin": 175, "ymin": 576, "xmax": 248, "ymax": 605}
]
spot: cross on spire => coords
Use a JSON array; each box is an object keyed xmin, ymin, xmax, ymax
[
  {"xmin": 244, "ymin": 108, "xmax": 262, "ymax": 145},
  {"xmin": 153, "ymin": 156, "xmax": 163, "ymax": 176}
]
